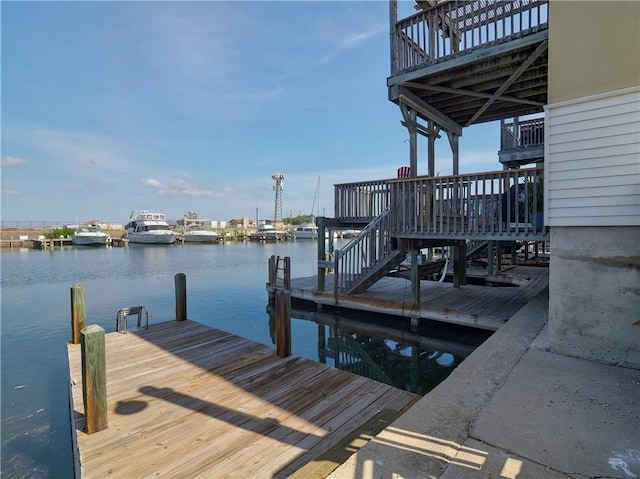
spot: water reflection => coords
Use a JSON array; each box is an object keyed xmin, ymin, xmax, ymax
[{"xmin": 269, "ymin": 306, "xmax": 488, "ymax": 396}]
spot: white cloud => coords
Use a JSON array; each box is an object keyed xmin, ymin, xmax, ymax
[
  {"xmin": 142, "ymin": 175, "xmax": 223, "ymax": 198},
  {"xmin": 0, "ymin": 187, "xmax": 20, "ymax": 195},
  {"xmin": 320, "ymin": 23, "xmax": 386, "ymax": 63},
  {"xmin": 9, "ymin": 128, "xmax": 130, "ymax": 175},
  {"xmin": 1, "ymin": 156, "xmax": 27, "ymax": 167}
]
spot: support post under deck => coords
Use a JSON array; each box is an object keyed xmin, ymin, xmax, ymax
[{"xmin": 317, "ymin": 216, "xmax": 326, "ymax": 293}]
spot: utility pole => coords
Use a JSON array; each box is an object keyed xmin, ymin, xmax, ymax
[{"xmin": 272, "ymin": 173, "xmax": 285, "ymax": 227}]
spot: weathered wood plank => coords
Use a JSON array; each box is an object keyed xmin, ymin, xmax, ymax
[
  {"xmin": 68, "ymin": 320, "xmax": 418, "ymax": 478},
  {"xmin": 289, "ymin": 265, "xmax": 547, "ymax": 331}
]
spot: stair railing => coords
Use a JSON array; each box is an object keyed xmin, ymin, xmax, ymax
[{"xmin": 334, "ymin": 208, "xmax": 393, "ymax": 295}]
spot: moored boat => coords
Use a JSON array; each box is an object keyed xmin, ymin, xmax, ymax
[
  {"xmin": 126, "ymin": 210, "xmax": 178, "ymax": 244},
  {"xmin": 294, "ymin": 222, "xmax": 318, "ymax": 239},
  {"xmin": 72, "ymin": 224, "xmax": 110, "ymax": 246},
  {"xmin": 180, "ymin": 211, "xmax": 220, "ymax": 243},
  {"xmin": 249, "ymin": 224, "xmax": 287, "ymax": 241},
  {"xmin": 183, "ymin": 228, "xmax": 220, "ymax": 243}
]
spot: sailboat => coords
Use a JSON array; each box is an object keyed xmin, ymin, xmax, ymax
[{"xmin": 294, "ymin": 177, "xmax": 321, "ymax": 239}]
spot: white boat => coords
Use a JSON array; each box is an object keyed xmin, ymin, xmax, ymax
[
  {"xmin": 72, "ymin": 224, "xmax": 110, "ymax": 246},
  {"xmin": 249, "ymin": 224, "xmax": 284, "ymax": 241},
  {"xmin": 294, "ymin": 222, "xmax": 318, "ymax": 239},
  {"xmin": 180, "ymin": 212, "xmax": 220, "ymax": 243},
  {"xmin": 183, "ymin": 227, "xmax": 220, "ymax": 243},
  {"xmin": 126, "ymin": 210, "xmax": 178, "ymax": 244},
  {"xmin": 341, "ymin": 229, "xmax": 361, "ymax": 239}
]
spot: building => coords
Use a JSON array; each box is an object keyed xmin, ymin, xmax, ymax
[
  {"xmin": 228, "ymin": 218, "xmax": 255, "ymax": 228},
  {"xmin": 320, "ymin": 0, "xmax": 638, "ymax": 365}
]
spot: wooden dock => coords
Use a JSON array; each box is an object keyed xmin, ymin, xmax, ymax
[
  {"xmin": 288, "ymin": 265, "xmax": 549, "ymax": 331},
  {"xmin": 67, "ymin": 320, "xmax": 418, "ymax": 478}
]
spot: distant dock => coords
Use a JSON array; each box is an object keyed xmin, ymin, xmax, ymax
[{"xmin": 67, "ymin": 320, "xmax": 418, "ymax": 478}]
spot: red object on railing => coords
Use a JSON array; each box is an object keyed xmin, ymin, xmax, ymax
[{"xmin": 397, "ymin": 166, "xmax": 411, "ymax": 178}]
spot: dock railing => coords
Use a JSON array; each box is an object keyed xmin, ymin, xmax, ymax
[
  {"xmin": 334, "ymin": 167, "xmax": 547, "ymax": 242},
  {"xmin": 392, "ymin": 0, "xmax": 548, "ymax": 75}
]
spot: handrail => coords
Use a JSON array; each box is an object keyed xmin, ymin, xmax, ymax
[
  {"xmin": 393, "ymin": 0, "xmax": 548, "ymax": 75},
  {"xmin": 335, "ymin": 167, "xmax": 546, "ymax": 241},
  {"xmin": 500, "ymin": 117, "xmax": 545, "ymax": 150},
  {"xmin": 334, "ymin": 209, "xmax": 393, "ymax": 295}
]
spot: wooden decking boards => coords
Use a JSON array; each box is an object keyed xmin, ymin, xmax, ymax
[
  {"xmin": 67, "ymin": 320, "xmax": 418, "ymax": 478},
  {"xmin": 289, "ymin": 265, "xmax": 549, "ymax": 331}
]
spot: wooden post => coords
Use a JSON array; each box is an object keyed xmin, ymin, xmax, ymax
[
  {"xmin": 175, "ymin": 273, "xmax": 187, "ymax": 321},
  {"xmin": 70, "ymin": 284, "xmax": 86, "ymax": 345},
  {"xmin": 81, "ymin": 324, "xmax": 108, "ymax": 434},
  {"xmin": 510, "ymin": 242, "xmax": 517, "ymax": 266},
  {"xmin": 453, "ymin": 242, "xmax": 466, "ymax": 288},
  {"xmin": 317, "ymin": 217, "xmax": 326, "ymax": 292},
  {"xmin": 487, "ymin": 241, "xmax": 494, "ymax": 275},
  {"xmin": 275, "ymin": 290, "xmax": 291, "ymax": 358},
  {"xmin": 268, "ymin": 255, "xmax": 276, "ymax": 288},
  {"xmin": 284, "ymin": 256, "xmax": 291, "ymax": 291},
  {"xmin": 410, "ymin": 251, "xmax": 420, "ymax": 303},
  {"xmin": 267, "ymin": 255, "xmax": 276, "ymax": 306}
]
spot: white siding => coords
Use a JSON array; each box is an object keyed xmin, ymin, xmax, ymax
[{"xmin": 545, "ymin": 86, "xmax": 640, "ymax": 227}]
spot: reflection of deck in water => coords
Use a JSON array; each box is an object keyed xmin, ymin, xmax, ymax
[
  {"xmin": 289, "ymin": 265, "xmax": 549, "ymax": 331},
  {"xmin": 67, "ymin": 320, "xmax": 418, "ymax": 478},
  {"xmin": 326, "ymin": 329, "xmax": 393, "ymax": 385},
  {"xmin": 290, "ymin": 308, "xmax": 483, "ymax": 394}
]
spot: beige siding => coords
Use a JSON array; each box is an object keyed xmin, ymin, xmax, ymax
[
  {"xmin": 549, "ymin": 2, "xmax": 640, "ymax": 104},
  {"xmin": 545, "ymin": 87, "xmax": 640, "ymax": 227}
]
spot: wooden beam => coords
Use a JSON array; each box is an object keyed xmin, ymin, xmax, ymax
[
  {"xmin": 403, "ymin": 82, "xmax": 544, "ymax": 107},
  {"xmin": 466, "ymin": 40, "xmax": 548, "ymax": 126},
  {"xmin": 400, "ymin": 103, "xmax": 419, "ymax": 177},
  {"xmin": 399, "ymin": 88, "xmax": 462, "ymax": 136}
]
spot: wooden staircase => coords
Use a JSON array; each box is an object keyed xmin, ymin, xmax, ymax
[{"xmin": 334, "ymin": 209, "xmax": 406, "ymax": 295}]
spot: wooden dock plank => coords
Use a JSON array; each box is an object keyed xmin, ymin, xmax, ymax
[
  {"xmin": 290, "ymin": 265, "xmax": 548, "ymax": 331},
  {"xmin": 68, "ymin": 320, "xmax": 418, "ymax": 478}
]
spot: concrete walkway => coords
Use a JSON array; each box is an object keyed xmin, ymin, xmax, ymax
[{"xmin": 328, "ymin": 288, "xmax": 640, "ymax": 479}]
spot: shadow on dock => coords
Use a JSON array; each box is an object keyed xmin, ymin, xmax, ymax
[{"xmin": 67, "ymin": 320, "xmax": 419, "ymax": 478}]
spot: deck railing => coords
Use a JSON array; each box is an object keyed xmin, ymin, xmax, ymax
[
  {"xmin": 393, "ymin": 0, "xmax": 548, "ymax": 75},
  {"xmin": 334, "ymin": 167, "xmax": 546, "ymax": 241},
  {"xmin": 500, "ymin": 117, "xmax": 545, "ymax": 151}
]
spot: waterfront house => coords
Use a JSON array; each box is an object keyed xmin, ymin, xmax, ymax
[
  {"xmin": 319, "ymin": 0, "xmax": 638, "ymax": 365},
  {"xmin": 228, "ymin": 217, "xmax": 256, "ymax": 228}
]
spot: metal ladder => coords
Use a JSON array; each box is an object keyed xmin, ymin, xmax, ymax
[{"xmin": 116, "ymin": 306, "xmax": 149, "ymax": 333}]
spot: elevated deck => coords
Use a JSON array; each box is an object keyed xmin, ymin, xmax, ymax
[
  {"xmin": 389, "ymin": 0, "xmax": 548, "ymax": 127},
  {"xmin": 290, "ymin": 264, "xmax": 549, "ymax": 331},
  {"xmin": 67, "ymin": 320, "xmax": 418, "ymax": 478}
]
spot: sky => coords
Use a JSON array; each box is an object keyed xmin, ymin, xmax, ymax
[{"xmin": 1, "ymin": 0, "xmax": 504, "ymax": 225}]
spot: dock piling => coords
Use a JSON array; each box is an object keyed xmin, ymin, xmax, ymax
[
  {"xmin": 80, "ymin": 324, "xmax": 108, "ymax": 434},
  {"xmin": 275, "ymin": 290, "xmax": 291, "ymax": 357},
  {"xmin": 175, "ymin": 273, "xmax": 187, "ymax": 321},
  {"xmin": 71, "ymin": 284, "xmax": 87, "ymax": 344}
]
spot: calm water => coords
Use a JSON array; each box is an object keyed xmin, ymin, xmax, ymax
[{"xmin": 1, "ymin": 240, "xmax": 488, "ymax": 478}]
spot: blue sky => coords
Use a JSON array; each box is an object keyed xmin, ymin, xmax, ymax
[{"xmin": 1, "ymin": 1, "xmax": 502, "ymax": 224}]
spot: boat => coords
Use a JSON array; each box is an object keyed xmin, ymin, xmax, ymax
[
  {"xmin": 180, "ymin": 212, "xmax": 220, "ymax": 243},
  {"xmin": 341, "ymin": 229, "xmax": 361, "ymax": 239},
  {"xmin": 126, "ymin": 210, "xmax": 178, "ymax": 244},
  {"xmin": 183, "ymin": 227, "xmax": 220, "ymax": 243},
  {"xmin": 294, "ymin": 222, "xmax": 318, "ymax": 239},
  {"xmin": 249, "ymin": 224, "xmax": 285, "ymax": 241},
  {"xmin": 72, "ymin": 224, "xmax": 110, "ymax": 246}
]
